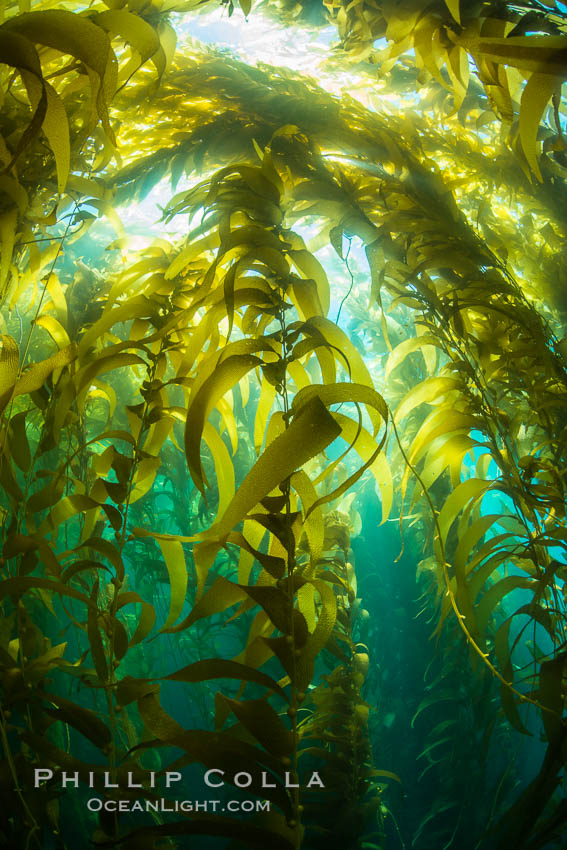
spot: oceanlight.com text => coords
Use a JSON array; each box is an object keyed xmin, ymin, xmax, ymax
[{"xmin": 86, "ymin": 798, "xmax": 271, "ymax": 814}]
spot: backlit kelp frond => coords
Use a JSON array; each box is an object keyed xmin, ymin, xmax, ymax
[
  {"xmin": 109, "ymin": 143, "xmax": 392, "ymax": 849},
  {"xmin": 0, "ymin": 1, "xmax": 176, "ymax": 307},
  {"xmin": 2, "ymin": 1, "xmax": 567, "ymax": 848},
  {"xmin": 0, "ymin": 238, "xmax": 207, "ymax": 845},
  {"xmin": 322, "ymin": 0, "xmax": 567, "ymax": 179},
  {"xmin": 102, "ymin": 46, "xmax": 567, "ymax": 327}
]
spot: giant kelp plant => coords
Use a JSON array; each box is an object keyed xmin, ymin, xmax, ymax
[{"xmin": 1, "ymin": 0, "xmax": 567, "ymax": 848}]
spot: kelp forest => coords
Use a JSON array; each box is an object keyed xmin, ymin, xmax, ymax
[{"xmin": 2, "ymin": 0, "xmax": 567, "ymax": 848}]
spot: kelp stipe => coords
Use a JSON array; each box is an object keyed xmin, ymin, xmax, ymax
[{"xmin": 297, "ymin": 511, "xmax": 387, "ymax": 850}]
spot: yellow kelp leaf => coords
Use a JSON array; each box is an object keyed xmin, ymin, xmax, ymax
[
  {"xmin": 217, "ymin": 396, "xmax": 238, "ymax": 455},
  {"xmin": 202, "ymin": 421, "xmax": 235, "ymax": 522},
  {"xmin": 96, "ymin": 10, "xmax": 162, "ymax": 73},
  {"xmin": 40, "ymin": 81, "xmax": 70, "ymax": 194},
  {"xmin": 372, "ymin": 453, "xmax": 393, "ymax": 525},
  {"xmin": 130, "ymin": 457, "xmax": 161, "ymax": 504},
  {"xmin": 203, "ymin": 395, "xmax": 341, "ymax": 541},
  {"xmin": 127, "ymin": 600, "xmax": 157, "ymax": 647},
  {"xmin": 385, "ymin": 334, "xmax": 442, "ymax": 380},
  {"xmin": 3, "ymin": 11, "xmax": 109, "ymax": 76},
  {"xmin": 461, "ymin": 34, "xmax": 567, "ymax": 76},
  {"xmin": 333, "ymin": 412, "xmax": 393, "ymax": 524},
  {"xmin": 444, "ymin": 0, "xmax": 460, "ymax": 25},
  {"xmin": 291, "ymin": 469, "xmax": 324, "ymax": 563},
  {"xmin": 236, "ymin": 610, "xmax": 275, "ymax": 670},
  {"xmin": 421, "ymin": 433, "xmax": 479, "ymax": 490},
  {"xmin": 304, "ymin": 316, "xmax": 376, "ymax": 395},
  {"xmin": 519, "ymin": 72, "xmax": 560, "ymax": 181},
  {"xmin": 0, "ymin": 27, "xmax": 40, "ymax": 78},
  {"xmin": 290, "ymin": 387, "xmax": 387, "ymax": 518},
  {"xmin": 142, "ymin": 414, "xmax": 173, "ymax": 458},
  {"xmin": 25, "ymin": 476, "xmax": 66, "ymax": 516},
  {"xmin": 297, "ymin": 583, "xmax": 317, "ymax": 632},
  {"xmin": 54, "ymin": 353, "xmax": 145, "ymax": 440},
  {"xmin": 77, "ymin": 535, "xmax": 124, "ymax": 579},
  {"xmin": 243, "ymin": 585, "xmax": 304, "ymax": 637},
  {"xmin": 39, "ymin": 494, "xmax": 100, "ymax": 534},
  {"xmin": 220, "ymin": 224, "xmax": 285, "ymax": 257},
  {"xmin": 220, "ymin": 263, "xmax": 247, "ymax": 342},
  {"xmin": 408, "ymin": 408, "xmax": 479, "ymax": 467},
  {"xmin": 292, "ymin": 382, "xmax": 388, "ymax": 432},
  {"xmin": 85, "ymin": 199, "xmax": 124, "ymax": 241},
  {"xmin": 0, "ymin": 208, "xmax": 17, "ymax": 295},
  {"xmin": 4, "ymin": 10, "xmax": 114, "ymax": 130},
  {"xmin": 0, "ymin": 576, "xmax": 92, "ymax": 609},
  {"xmin": 14, "ymin": 343, "xmax": 76, "ymax": 398},
  {"xmin": 165, "ymin": 658, "xmax": 287, "ymax": 702},
  {"xmin": 381, "ymin": 34, "xmax": 414, "ymax": 75},
  {"xmin": 28, "ymin": 641, "xmax": 67, "ymax": 671},
  {"xmin": 414, "ymin": 16, "xmax": 446, "ymax": 88},
  {"xmin": 238, "ymin": 519, "xmax": 266, "ymax": 585},
  {"xmin": 446, "ymin": 45, "xmax": 469, "ymax": 111},
  {"xmin": 463, "ymin": 535, "xmax": 512, "ymax": 589},
  {"xmin": 0, "ymin": 32, "xmax": 46, "ymax": 170},
  {"xmin": 66, "ymin": 174, "xmax": 106, "ymax": 200},
  {"xmin": 173, "ymin": 575, "xmax": 248, "ymax": 632},
  {"xmin": 372, "ymin": 769, "xmax": 403, "ymax": 784},
  {"xmin": 240, "ymin": 372, "xmax": 250, "ymax": 407},
  {"xmin": 78, "ymin": 297, "xmax": 154, "ymax": 357},
  {"xmin": 207, "ymin": 163, "xmax": 278, "ymax": 201},
  {"xmin": 156, "ymin": 539, "xmax": 189, "ymax": 630},
  {"xmin": 254, "ymin": 377, "xmax": 276, "ymax": 452},
  {"xmin": 43, "ymin": 691, "xmax": 111, "ymax": 751},
  {"xmin": 289, "ymin": 277, "xmax": 324, "ymax": 320},
  {"xmin": 185, "ymin": 353, "xmax": 263, "ymax": 494},
  {"xmin": 408, "ymin": 453, "xmax": 449, "ymax": 509},
  {"xmin": 384, "ymin": 0, "xmax": 422, "ymax": 41},
  {"xmin": 12, "ymin": 241, "xmax": 57, "ymax": 308},
  {"xmin": 453, "ymin": 514, "xmax": 502, "ymax": 575},
  {"xmin": 287, "ymin": 359, "xmax": 311, "ymax": 393},
  {"xmin": 158, "ymin": 21, "xmax": 177, "ymax": 69},
  {"xmin": 0, "ymin": 335, "xmax": 19, "ymax": 397},
  {"xmin": 292, "ymin": 335, "xmax": 337, "ymax": 386},
  {"xmin": 477, "ymin": 576, "xmax": 535, "ymax": 633},
  {"xmin": 395, "ymin": 376, "xmax": 460, "ymax": 422},
  {"xmin": 437, "ymin": 478, "xmax": 492, "ymax": 547},
  {"xmin": 0, "ymin": 176, "xmax": 28, "ymax": 215},
  {"xmin": 20, "ymin": 70, "xmax": 70, "ymax": 193},
  {"xmin": 35, "ymin": 315, "xmax": 71, "ymax": 349},
  {"xmin": 45, "ymin": 274, "xmax": 68, "ymax": 327},
  {"xmin": 289, "ymin": 250, "xmax": 330, "ymax": 316},
  {"xmin": 296, "ymin": 578, "xmax": 337, "ymax": 691}
]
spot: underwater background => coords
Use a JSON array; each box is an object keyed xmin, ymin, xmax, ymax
[{"xmin": 1, "ymin": 0, "xmax": 567, "ymax": 848}]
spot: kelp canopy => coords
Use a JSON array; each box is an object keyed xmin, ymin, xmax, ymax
[{"xmin": 1, "ymin": 0, "xmax": 567, "ymax": 848}]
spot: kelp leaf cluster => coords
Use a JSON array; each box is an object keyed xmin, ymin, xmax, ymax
[{"xmin": 2, "ymin": 0, "xmax": 567, "ymax": 848}]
